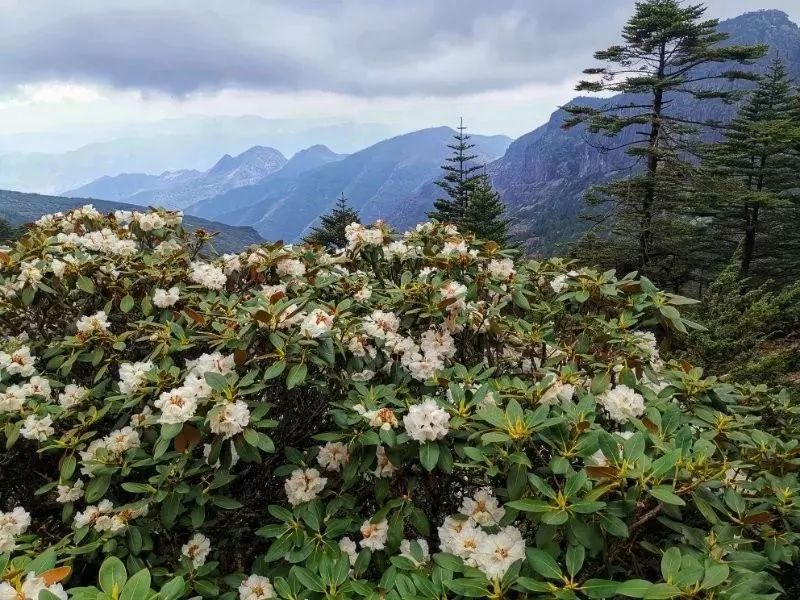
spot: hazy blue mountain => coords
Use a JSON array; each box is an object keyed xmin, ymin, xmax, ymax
[
  {"xmin": 0, "ymin": 190, "xmax": 261, "ymax": 253},
  {"xmin": 67, "ymin": 146, "xmax": 287, "ymax": 210},
  {"xmin": 193, "ymin": 127, "xmax": 512, "ymax": 241},
  {"xmin": 188, "ymin": 145, "xmax": 347, "ymax": 220},
  {"xmin": 485, "ymin": 9, "xmax": 800, "ymax": 255},
  {"xmin": 0, "ymin": 117, "xmax": 398, "ymax": 195}
]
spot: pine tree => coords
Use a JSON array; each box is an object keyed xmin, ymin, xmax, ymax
[
  {"xmin": 698, "ymin": 58, "xmax": 800, "ymax": 281},
  {"xmin": 427, "ymin": 118, "xmax": 484, "ymax": 225},
  {"xmin": 0, "ymin": 218, "xmax": 19, "ymax": 243},
  {"xmin": 304, "ymin": 193, "xmax": 360, "ymax": 250},
  {"xmin": 461, "ymin": 172, "xmax": 510, "ymax": 244},
  {"xmin": 563, "ymin": 0, "xmax": 766, "ymax": 285}
]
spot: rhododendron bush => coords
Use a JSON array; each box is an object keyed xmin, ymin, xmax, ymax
[{"xmin": 0, "ymin": 206, "xmax": 798, "ymax": 599}]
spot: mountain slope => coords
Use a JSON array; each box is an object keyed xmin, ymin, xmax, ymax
[
  {"xmin": 67, "ymin": 146, "xmax": 287, "ymax": 210},
  {"xmin": 187, "ymin": 144, "xmax": 346, "ymax": 220},
  {"xmin": 196, "ymin": 127, "xmax": 511, "ymax": 241},
  {"xmin": 0, "ymin": 190, "xmax": 262, "ymax": 253},
  {"xmin": 489, "ymin": 9, "xmax": 800, "ymax": 254},
  {"xmin": 0, "ymin": 117, "xmax": 398, "ymax": 194}
]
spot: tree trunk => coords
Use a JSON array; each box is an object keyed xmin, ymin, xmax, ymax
[{"xmin": 641, "ymin": 43, "xmax": 666, "ymax": 271}]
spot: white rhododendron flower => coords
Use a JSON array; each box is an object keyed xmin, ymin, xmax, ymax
[
  {"xmin": 460, "ymin": 488, "xmax": 505, "ymax": 526},
  {"xmin": 363, "ymin": 310, "xmax": 400, "ymax": 339},
  {"xmin": 118, "ymin": 360, "xmax": 154, "ymax": 394},
  {"xmin": 58, "ymin": 383, "xmax": 87, "ymax": 409},
  {"xmin": 0, "ymin": 507, "xmax": 31, "ymax": 553},
  {"xmin": 285, "ymin": 468, "xmax": 327, "ymax": 506},
  {"xmin": 359, "ymin": 518, "xmax": 389, "ymax": 551},
  {"xmin": 540, "ymin": 380, "xmax": 575, "ymax": 405},
  {"xmin": 182, "ymin": 533, "xmax": 211, "ymax": 569},
  {"xmin": 238, "ymin": 574, "xmax": 275, "ymax": 600},
  {"xmin": 209, "ymin": 400, "xmax": 250, "ymax": 439},
  {"xmin": 473, "ymin": 526, "xmax": 526, "ymax": 580},
  {"xmin": 598, "ymin": 384, "xmax": 646, "ymax": 423},
  {"xmin": 189, "ymin": 261, "xmax": 227, "ymax": 290},
  {"xmin": 276, "ymin": 258, "xmax": 305, "ymax": 277},
  {"xmin": 155, "ymin": 387, "xmax": 199, "ymax": 424},
  {"xmin": 550, "ymin": 274, "xmax": 568, "ymax": 293},
  {"xmin": 373, "ymin": 446, "xmax": 397, "ymax": 478},
  {"xmin": 300, "ymin": 309, "xmax": 335, "ymax": 338},
  {"xmin": 153, "ymin": 286, "xmax": 181, "ymax": 308},
  {"xmin": 24, "ymin": 375, "xmax": 51, "ymax": 398},
  {"xmin": 317, "ymin": 442, "xmax": 350, "ymax": 472},
  {"xmin": 56, "ymin": 479, "xmax": 85, "ymax": 504},
  {"xmin": 15, "ymin": 572, "xmax": 68, "ymax": 600},
  {"xmin": 20, "ymin": 414, "xmax": 54, "ymax": 441},
  {"xmin": 356, "ymin": 405, "xmax": 399, "ymax": 430},
  {"xmin": 338, "ymin": 537, "xmax": 358, "ymax": 566},
  {"xmin": 76, "ymin": 310, "xmax": 110, "ymax": 334},
  {"xmin": 487, "ymin": 258, "xmax": 516, "ymax": 281},
  {"xmin": 403, "ymin": 399, "xmax": 450, "ymax": 442},
  {"xmin": 0, "ymin": 345, "xmax": 36, "ymax": 376},
  {"xmin": 0, "ymin": 385, "xmax": 26, "ymax": 413}
]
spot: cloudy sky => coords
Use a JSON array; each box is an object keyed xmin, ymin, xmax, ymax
[{"xmin": 0, "ymin": 0, "xmax": 797, "ymax": 148}]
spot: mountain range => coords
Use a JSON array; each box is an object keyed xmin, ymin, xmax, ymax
[{"xmin": 3, "ymin": 9, "xmax": 798, "ymax": 253}]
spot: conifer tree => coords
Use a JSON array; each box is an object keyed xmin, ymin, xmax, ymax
[
  {"xmin": 427, "ymin": 118, "xmax": 484, "ymax": 225},
  {"xmin": 0, "ymin": 218, "xmax": 19, "ymax": 243},
  {"xmin": 698, "ymin": 58, "xmax": 800, "ymax": 281},
  {"xmin": 461, "ymin": 172, "xmax": 510, "ymax": 244},
  {"xmin": 563, "ymin": 0, "xmax": 766, "ymax": 285},
  {"xmin": 304, "ymin": 193, "xmax": 360, "ymax": 250}
]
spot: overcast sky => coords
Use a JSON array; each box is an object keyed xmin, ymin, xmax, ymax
[{"xmin": 0, "ymin": 0, "xmax": 797, "ymax": 145}]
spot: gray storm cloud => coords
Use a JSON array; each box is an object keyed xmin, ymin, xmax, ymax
[{"xmin": 0, "ymin": 0, "xmax": 794, "ymax": 97}]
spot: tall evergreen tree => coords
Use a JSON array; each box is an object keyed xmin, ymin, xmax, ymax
[
  {"xmin": 427, "ymin": 118, "xmax": 484, "ymax": 224},
  {"xmin": 563, "ymin": 0, "xmax": 766, "ymax": 285},
  {"xmin": 698, "ymin": 58, "xmax": 800, "ymax": 281},
  {"xmin": 304, "ymin": 193, "xmax": 360, "ymax": 250},
  {"xmin": 461, "ymin": 172, "xmax": 510, "ymax": 244},
  {"xmin": 0, "ymin": 218, "xmax": 19, "ymax": 243}
]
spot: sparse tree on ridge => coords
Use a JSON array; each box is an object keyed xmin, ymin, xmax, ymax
[
  {"xmin": 461, "ymin": 171, "xmax": 510, "ymax": 244},
  {"xmin": 428, "ymin": 118, "xmax": 484, "ymax": 225},
  {"xmin": 697, "ymin": 58, "xmax": 800, "ymax": 281},
  {"xmin": 564, "ymin": 0, "xmax": 767, "ymax": 285},
  {"xmin": 304, "ymin": 193, "xmax": 360, "ymax": 250}
]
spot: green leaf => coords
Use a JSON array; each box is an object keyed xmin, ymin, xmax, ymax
[
  {"xmin": 286, "ymin": 363, "xmax": 307, "ymax": 389},
  {"xmin": 700, "ymin": 561, "xmax": 729, "ymax": 590},
  {"xmin": 419, "ymin": 441, "xmax": 440, "ymax": 472},
  {"xmin": 159, "ymin": 576, "xmax": 186, "ymax": 600},
  {"xmin": 643, "ymin": 583, "xmax": 682, "ymax": 599},
  {"xmin": 99, "ymin": 556, "xmax": 127, "ymax": 595},
  {"xmin": 582, "ymin": 579, "xmax": 620, "ymax": 598},
  {"xmin": 512, "ymin": 289, "xmax": 531, "ymax": 310},
  {"xmin": 527, "ymin": 548, "xmax": 562, "ymax": 580},
  {"xmin": 292, "ymin": 566, "xmax": 325, "ymax": 592},
  {"xmin": 660, "ymin": 547, "xmax": 681, "ymax": 581},
  {"xmin": 121, "ymin": 568, "xmax": 151, "ymax": 600},
  {"xmin": 85, "ymin": 476, "xmax": 111, "ymax": 503},
  {"xmin": 566, "ymin": 545, "xmax": 585, "ymax": 578},
  {"xmin": 120, "ymin": 294, "xmax": 135, "ymax": 313},
  {"xmin": 77, "ymin": 275, "xmax": 95, "ymax": 294},
  {"xmin": 649, "ymin": 486, "xmax": 686, "ymax": 506},
  {"xmin": 616, "ymin": 579, "xmax": 653, "ymax": 598},
  {"xmin": 204, "ymin": 371, "xmax": 228, "ymax": 391},
  {"xmin": 445, "ymin": 578, "xmax": 490, "ymax": 597}
]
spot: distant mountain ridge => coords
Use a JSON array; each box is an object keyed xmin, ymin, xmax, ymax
[
  {"xmin": 66, "ymin": 145, "xmax": 289, "ymax": 210},
  {"xmin": 0, "ymin": 190, "xmax": 262, "ymax": 253},
  {"xmin": 187, "ymin": 127, "xmax": 512, "ymax": 241}
]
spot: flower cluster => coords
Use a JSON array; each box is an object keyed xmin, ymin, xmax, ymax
[{"xmin": 0, "ymin": 207, "xmax": 795, "ymax": 600}]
